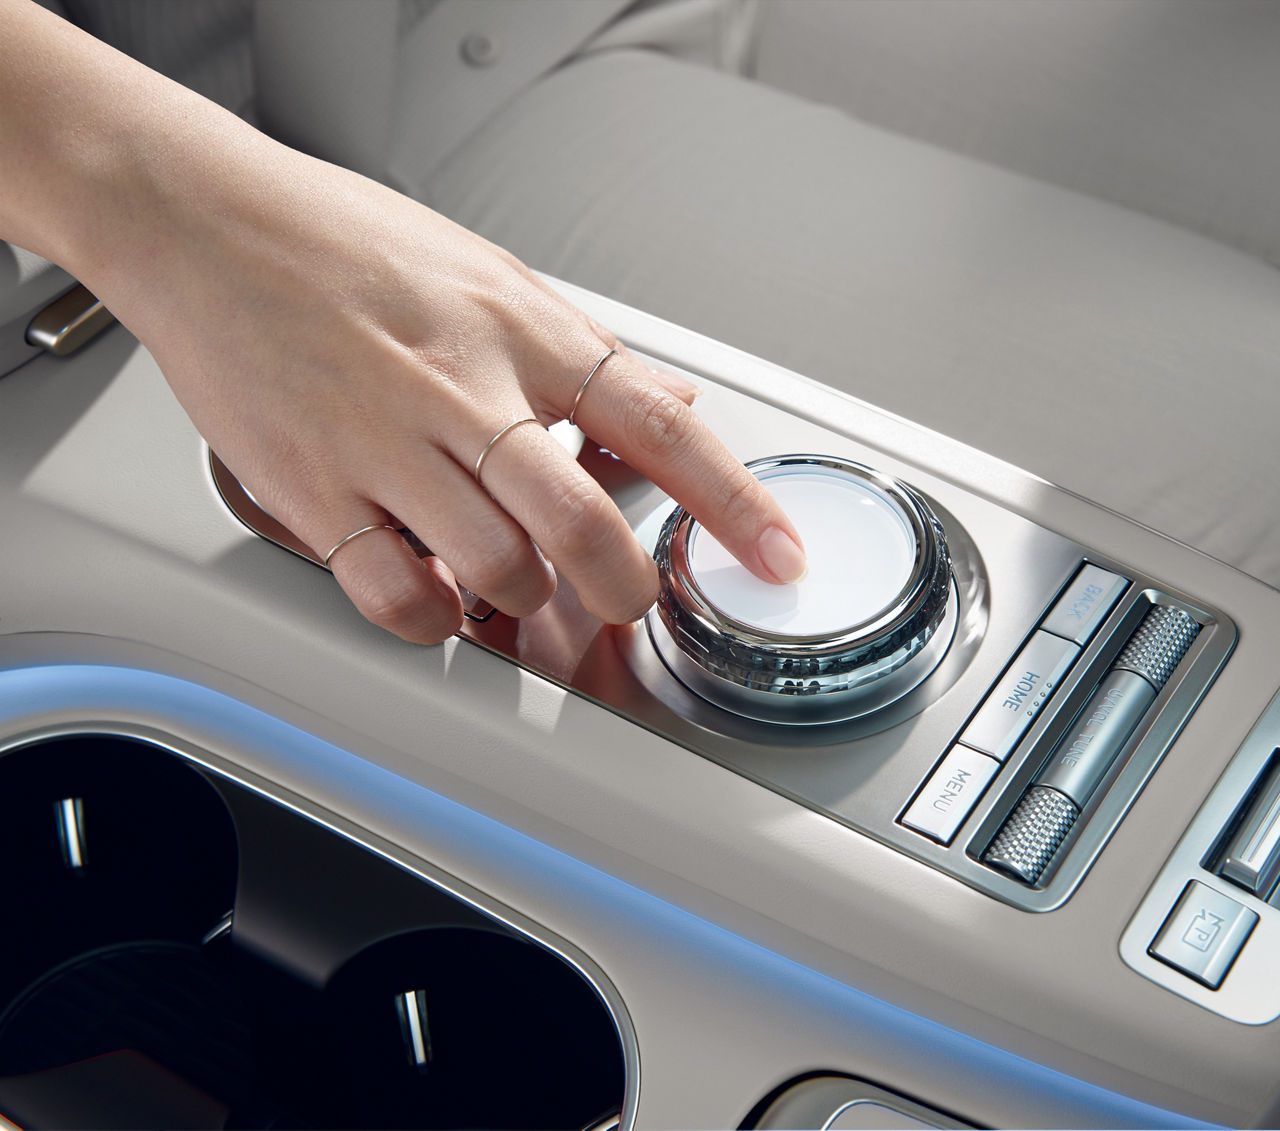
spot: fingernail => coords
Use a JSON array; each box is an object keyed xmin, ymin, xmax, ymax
[
  {"xmin": 649, "ymin": 367, "xmax": 702, "ymax": 401},
  {"xmin": 757, "ymin": 525, "xmax": 807, "ymax": 584}
]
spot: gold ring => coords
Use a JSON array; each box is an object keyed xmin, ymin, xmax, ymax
[
  {"xmin": 323, "ymin": 524, "xmax": 400, "ymax": 569},
  {"xmin": 568, "ymin": 348, "xmax": 617, "ymax": 428},
  {"xmin": 473, "ymin": 417, "xmax": 546, "ymax": 486}
]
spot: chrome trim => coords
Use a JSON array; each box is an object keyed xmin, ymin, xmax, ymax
[
  {"xmin": 1220, "ymin": 761, "xmax": 1280, "ymax": 896},
  {"xmin": 648, "ymin": 584, "xmax": 958, "ymax": 726},
  {"xmin": 650, "ymin": 455, "xmax": 953, "ymax": 722},
  {"xmin": 25, "ymin": 283, "xmax": 116, "ymax": 356},
  {"xmin": 54, "ymin": 795, "xmax": 87, "ymax": 870},
  {"xmin": 201, "ymin": 910, "xmax": 234, "ymax": 946},
  {"xmin": 395, "ymin": 989, "xmax": 433, "ymax": 1069},
  {"xmin": 754, "ymin": 1074, "xmax": 971, "ymax": 1130}
]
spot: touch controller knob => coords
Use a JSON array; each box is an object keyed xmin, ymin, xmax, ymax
[
  {"xmin": 647, "ymin": 455, "xmax": 955, "ymax": 724},
  {"xmin": 984, "ymin": 604, "xmax": 1201, "ymax": 885}
]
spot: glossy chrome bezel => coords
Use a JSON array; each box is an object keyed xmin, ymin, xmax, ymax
[{"xmin": 649, "ymin": 455, "xmax": 953, "ymax": 722}]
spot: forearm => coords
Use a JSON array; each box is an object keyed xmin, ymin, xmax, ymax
[{"xmin": 0, "ymin": 0, "xmax": 271, "ymax": 291}]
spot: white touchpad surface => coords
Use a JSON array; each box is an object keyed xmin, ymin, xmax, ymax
[{"xmin": 687, "ymin": 467, "xmax": 917, "ymax": 637}]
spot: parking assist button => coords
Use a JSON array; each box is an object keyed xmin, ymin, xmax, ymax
[{"xmin": 1150, "ymin": 881, "xmax": 1257, "ymax": 989}]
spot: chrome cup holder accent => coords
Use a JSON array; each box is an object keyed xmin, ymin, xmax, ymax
[{"xmin": 647, "ymin": 455, "xmax": 956, "ymax": 725}]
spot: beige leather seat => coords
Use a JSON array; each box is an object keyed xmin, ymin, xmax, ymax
[{"xmin": 421, "ymin": 43, "xmax": 1280, "ymax": 588}]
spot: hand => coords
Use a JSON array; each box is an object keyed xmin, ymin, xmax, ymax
[
  {"xmin": 139, "ymin": 156, "xmax": 806, "ymax": 642},
  {"xmin": 0, "ymin": 0, "xmax": 806, "ymax": 644}
]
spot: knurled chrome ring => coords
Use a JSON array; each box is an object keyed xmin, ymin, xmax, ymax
[
  {"xmin": 568, "ymin": 348, "xmax": 617, "ymax": 428},
  {"xmin": 473, "ymin": 417, "xmax": 546, "ymax": 487},
  {"xmin": 647, "ymin": 454, "xmax": 955, "ymax": 724},
  {"xmin": 323, "ymin": 524, "xmax": 400, "ymax": 569}
]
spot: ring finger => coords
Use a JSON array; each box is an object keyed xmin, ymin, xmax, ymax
[
  {"xmin": 470, "ymin": 411, "xmax": 659, "ymax": 624},
  {"xmin": 322, "ymin": 514, "xmax": 467, "ymax": 644},
  {"xmin": 375, "ymin": 447, "xmax": 558, "ymax": 619}
]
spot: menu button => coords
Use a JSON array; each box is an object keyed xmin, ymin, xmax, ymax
[{"xmin": 901, "ymin": 745, "xmax": 1001, "ymax": 845}]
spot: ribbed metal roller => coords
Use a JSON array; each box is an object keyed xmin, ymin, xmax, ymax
[
  {"xmin": 984, "ymin": 604, "xmax": 1201, "ymax": 886},
  {"xmin": 1114, "ymin": 605, "xmax": 1201, "ymax": 689},
  {"xmin": 983, "ymin": 785, "xmax": 1079, "ymax": 885}
]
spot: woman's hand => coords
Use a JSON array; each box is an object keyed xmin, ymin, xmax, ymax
[
  {"xmin": 128, "ymin": 155, "xmax": 807, "ymax": 643},
  {"xmin": 137, "ymin": 156, "xmax": 798, "ymax": 644},
  {"xmin": 1, "ymin": 0, "xmax": 806, "ymax": 644}
]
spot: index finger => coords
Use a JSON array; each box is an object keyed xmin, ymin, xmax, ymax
[{"xmin": 571, "ymin": 351, "xmax": 807, "ymax": 585}]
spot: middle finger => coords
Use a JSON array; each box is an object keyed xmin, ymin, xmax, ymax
[{"xmin": 471, "ymin": 414, "xmax": 659, "ymax": 624}]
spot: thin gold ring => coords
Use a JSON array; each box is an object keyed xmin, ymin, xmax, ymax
[
  {"xmin": 473, "ymin": 417, "xmax": 546, "ymax": 486},
  {"xmin": 323, "ymin": 523, "xmax": 399, "ymax": 569},
  {"xmin": 568, "ymin": 347, "xmax": 617, "ymax": 428}
]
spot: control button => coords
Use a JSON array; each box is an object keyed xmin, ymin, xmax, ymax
[
  {"xmin": 961, "ymin": 631, "xmax": 1079, "ymax": 762},
  {"xmin": 1034, "ymin": 668, "xmax": 1154, "ymax": 807},
  {"xmin": 1220, "ymin": 761, "xmax": 1280, "ymax": 897},
  {"xmin": 650, "ymin": 456, "xmax": 953, "ymax": 725},
  {"xmin": 1040, "ymin": 563, "xmax": 1127, "ymax": 645},
  {"xmin": 901, "ymin": 745, "xmax": 1000, "ymax": 844},
  {"xmin": 1149, "ymin": 881, "xmax": 1257, "ymax": 989}
]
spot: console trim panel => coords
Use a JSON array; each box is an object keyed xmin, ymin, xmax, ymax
[{"xmin": 208, "ymin": 353, "xmax": 1235, "ymax": 913}]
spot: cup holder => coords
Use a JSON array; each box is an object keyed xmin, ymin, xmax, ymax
[
  {"xmin": 0, "ymin": 734, "xmax": 626, "ymax": 1130},
  {"xmin": 325, "ymin": 928, "xmax": 624, "ymax": 1129},
  {"xmin": 0, "ymin": 736, "xmax": 239, "ymax": 1005}
]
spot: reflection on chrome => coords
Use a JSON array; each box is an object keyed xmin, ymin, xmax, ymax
[{"xmin": 54, "ymin": 795, "xmax": 86, "ymax": 871}]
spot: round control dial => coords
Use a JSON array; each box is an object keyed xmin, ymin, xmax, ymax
[{"xmin": 648, "ymin": 455, "xmax": 955, "ymax": 724}]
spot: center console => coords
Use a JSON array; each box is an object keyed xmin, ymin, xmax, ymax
[
  {"xmin": 216, "ymin": 362, "xmax": 1231, "ymax": 918},
  {"xmin": 5, "ymin": 276, "xmax": 1280, "ymax": 1127}
]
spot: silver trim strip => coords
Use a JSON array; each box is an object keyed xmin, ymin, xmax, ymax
[
  {"xmin": 1221, "ymin": 761, "xmax": 1280, "ymax": 896},
  {"xmin": 25, "ymin": 283, "xmax": 116, "ymax": 356}
]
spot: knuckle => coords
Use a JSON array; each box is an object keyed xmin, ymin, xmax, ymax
[
  {"xmin": 499, "ymin": 569, "xmax": 556, "ymax": 619},
  {"xmin": 462, "ymin": 553, "xmax": 522, "ymax": 600},
  {"xmin": 584, "ymin": 317, "xmax": 618, "ymax": 349},
  {"xmin": 359, "ymin": 573, "xmax": 435, "ymax": 633},
  {"xmin": 626, "ymin": 386, "xmax": 696, "ymax": 460},
  {"xmin": 540, "ymin": 484, "xmax": 616, "ymax": 562},
  {"xmin": 348, "ymin": 566, "xmax": 458, "ymax": 643},
  {"xmin": 583, "ymin": 559, "xmax": 659, "ymax": 625},
  {"xmin": 414, "ymin": 607, "xmax": 466, "ymax": 646},
  {"xmin": 714, "ymin": 472, "xmax": 761, "ymax": 530},
  {"xmin": 460, "ymin": 540, "xmax": 553, "ymax": 616},
  {"xmin": 597, "ymin": 589, "xmax": 657, "ymax": 626}
]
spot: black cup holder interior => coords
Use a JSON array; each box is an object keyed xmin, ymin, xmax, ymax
[{"xmin": 0, "ymin": 734, "xmax": 625, "ymax": 1130}]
